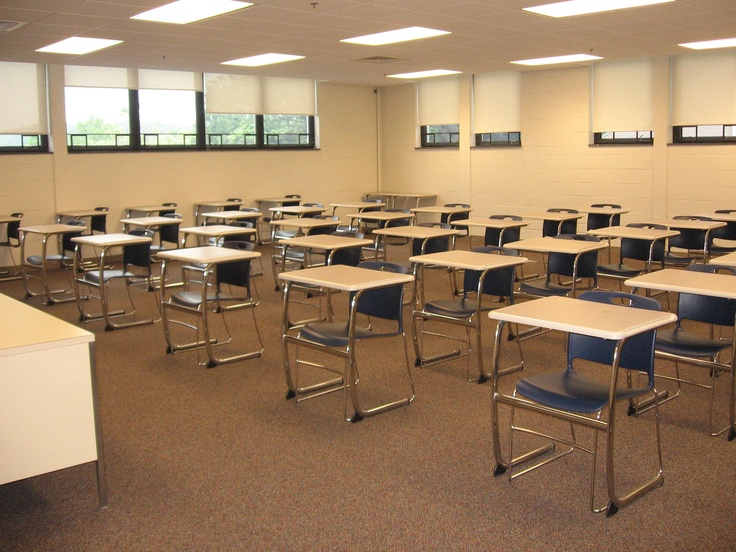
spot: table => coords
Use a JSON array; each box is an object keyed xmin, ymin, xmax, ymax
[
  {"xmin": 19, "ymin": 223, "xmax": 87, "ymax": 305},
  {"xmin": 329, "ymin": 201, "xmax": 386, "ymax": 216},
  {"xmin": 124, "ymin": 204, "xmax": 177, "ymax": 218},
  {"xmin": 193, "ymin": 199, "xmax": 242, "ymax": 225},
  {"xmin": 580, "ymin": 206, "xmax": 630, "ymax": 227},
  {"xmin": 158, "ymin": 246, "xmax": 263, "ymax": 367},
  {"xmin": 625, "ymin": 268, "xmax": 736, "ymax": 441},
  {"xmin": 364, "ymin": 192, "xmax": 437, "ymax": 210},
  {"xmin": 0, "ymin": 293, "xmax": 106, "ymax": 507},
  {"xmin": 269, "ymin": 205, "xmax": 327, "ymax": 219},
  {"xmin": 488, "ymin": 295, "xmax": 677, "ymax": 510},
  {"xmin": 710, "ymin": 251, "xmax": 736, "ymax": 266},
  {"xmin": 521, "ymin": 210, "xmax": 585, "ymax": 236},
  {"xmin": 509, "ymin": 236, "xmax": 606, "ymax": 296},
  {"xmin": 180, "ymin": 224, "xmax": 257, "ymax": 247},
  {"xmin": 120, "ymin": 216, "xmax": 182, "ymax": 234},
  {"xmin": 277, "ymin": 233, "xmax": 372, "ymax": 273},
  {"xmin": 409, "ymin": 250, "xmax": 527, "ymax": 382},
  {"xmin": 72, "ymin": 233, "xmax": 156, "ymax": 330},
  {"xmin": 56, "ymin": 208, "xmax": 103, "ymax": 225},
  {"xmin": 409, "ymin": 205, "xmax": 473, "ymax": 225},
  {"xmin": 200, "ymin": 211, "xmax": 263, "ymax": 224},
  {"xmin": 654, "ymin": 218, "xmax": 726, "ymax": 262},
  {"xmin": 279, "ymin": 264, "xmax": 415, "ymax": 421},
  {"xmin": 449, "ymin": 217, "xmax": 529, "ymax": 248},
  {"xmin": 588, "ymin": 225, "xmax": 679, "ymax": 267},
  {"xmin": 372, "ymin": 225, "xmax": 460, "ymax": 260}
]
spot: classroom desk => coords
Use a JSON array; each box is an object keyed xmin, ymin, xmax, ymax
[
  {"xmin": 269, "ymin": 205, "xmax": 327, "ymax": 219},
  {"xmin": 56, "ymin": 208, "xmax": 103, "ymax": 226},
  {"xmin": 0, "ymin": 293, "xmax": 106, "ymax": 507},
  {"xmin": 508, "ymin": 236, "xmax": 606, "ymax": 296},
  {"xmin": 488, "ymin": 295, "xmax": 677, "ymax": 510},
  {"xmin": 709, "ymin": 251, "xmax": 736, "ymax": 266},
  {"xmin": 449, "ymin": 217, "xmax": 529, "ymax": 248},
  {"xmin": 372, "ymin": 225, "xmax": 460, "ymax": 260},
  {"xmin": 277, "ymin": 233, "xmax": 372, "ymax": 274},
  {"xmin": 123, "ymin": 204, "xmax": 177, "ymax": 218},
  {"xmin": 179, "ymin": 224, "xmax": 257, "ymax": 247},
  {"xmin": 409, "ymin": 250, "xmax": 527, "ymax": 382},
  {"xmin": 522, "ymin": 211, "xmax": 585, "ymax": 236},
  {"xmin": 120, "ymin": 216, "xmax": 182, "ymax": 234},
  {"xmin": 193, "ymin": 199, "xmax": 242, "ymax": 225},
  {"xmin": 72, "ymin": 233, "xmax": 156, "ymax": 330},
  {"xmin": 346, "ymin": 210, "xmax": 415, "ymax": 232},
  {"xmin": 158, "ymin": 246, "xmax": 263, "ymax": 367},
  {"xmin": 364, "ymin": 191, "xmax": 437, "ymax": 210},
  {"xmin": 19, "ymin": 224, "xmax": 87, "ymax": 305},
  {"xmin": 329, "ymin": 201, "xmax": 386, "ymax": 216},
  {"xmin": 279, "ymin": 264, "xmax": 415, "ymax": 421},
  {"xmin": 625, "ymin": 268, "xmax": 736, "ymax": 441},
  {"xmin": 653, "ymin": 218, "xmax": 726, "ymax": 261},
  {"xmin": 409, "ymin": 205, "xmax": 473, "ymax": 225},
  {"xmin": 588, "ymin": 225, "xmax": 679, "ymax": 267},
  {"xmin": 200, "ymin": 211, "xmax": 263, "ymax": 224},
  {"xmin": 580, "ymin": 206, "xmax": 630, "ymax": 227}
]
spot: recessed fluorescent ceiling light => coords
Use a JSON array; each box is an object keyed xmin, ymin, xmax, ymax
[
  {"xmin": 387, "ymin": 69, "xmax": 461, "ymax": 79},
  {"xmin": 679, "ymin": 38, "xmax": 736, "ymax": 50},
  {"xmin": 341, "ymin": 26, "xmax": 450, "ymax": 46},
  {"xmin": 223, "ymin": 53, "xmax": 304, "ymax": 67},
  {"xmin": 511, "ymin": 53, "xmax": 602, "ymax": 66},
  {"xmin": 36, "ymin": 37, "xmax": 122, "ymax": 55},
  {"xmin": 523, "ymin": 0, "xmax": 674, "ymax": 18},
  {"xmin": 132, "ymin": 0, "xmax": 252, "ymax": 25}
]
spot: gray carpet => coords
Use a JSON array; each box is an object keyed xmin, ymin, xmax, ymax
[{"xmin": 0, "ymin": 244, "xmax": 734, "ymax": 551}]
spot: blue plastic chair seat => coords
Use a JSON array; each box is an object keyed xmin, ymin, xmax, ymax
[
  {"xmin": 597, "ymin": 263, "xmax": 642, "ymax": 277},
  {"xmin": 84, "ymin": 269, "xmax": 135, "ymax": 284},
  {"xmin": 516, "ymin": 370, "xmax": 647, "ymax": 414},
  {"xmin": 423, "ymin": 298, "xmax": 477, "ymax": 319},
  {"xmin": 300, "ymin": 321, "xmax": 378, "ymax": 347},
  {"xmin": 656, "ymin": 328, "xmax": 730, "ymax": 358},
  {"xmin": 27, "ymin": 254, "xmax": 69, "ymax": 265},
  {"xmin": 518, "ymin": 280, "xmax": 571, "ymax": 297}
]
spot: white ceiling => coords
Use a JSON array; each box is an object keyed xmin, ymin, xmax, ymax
[{"xmin": 1, "ymin": 0, "xmax": 735, "ymax": 87}]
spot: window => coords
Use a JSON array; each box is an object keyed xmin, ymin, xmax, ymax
[
  {"xmin": 673, "ymin": 125, "xmax": 735, "ymax": 143},
  {"xmin": 594, "ymin": 130, "xmax": 653, "ymax": 145},
  {"xmin": 139, "ymin": 89, "xmax": 198, "ymax": 149},
  {"xmin": 66, "ymin": 87, "xmax": 131, "ymax": 150},
  {"xmin": 65, "ymin": 66, "xmax": 317, "ymax": 152},
  {"xmin": 475, "ymin": 132, "xmax": 521, "ymax": 147},
  {"xmin": 591, "ymin": 59, "xmax": 654, "ymax": 146},
  {"xmin": 473, "ymin": 72, "xmax": 522, "ymax": 148},
  {"xmin": 0, "ymin": 62, "xmax": 49, "ymax": 153},
  {"xmin": 421, "ymin": 124, "xmax": 459, "ymax": 147}
]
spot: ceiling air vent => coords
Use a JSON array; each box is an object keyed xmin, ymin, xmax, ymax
[
  {"xmin": 353, "ymin": 56, "xmax": 402, "ymax": 64},
  {"xmin": 0, "ymin": 21, "xmax": 27, "ymax": 32}
]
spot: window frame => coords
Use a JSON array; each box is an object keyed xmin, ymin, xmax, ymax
[
  {"xmin": 420, "ymin": 124, "xmax": 460, "ymax": 148},
  {"xmin": 474, "ymin": 131, "xmax": 521, "ymax": 148},
  {"xmin": 593, "ymin": 130, "xmax": 653, "ymax": 145},
  {"xmin": 0, "ymin": 134, "xmax": 50, "ymax": 153},
  {"xmin": 672, "ymin": 124, "xmax": 736, "ymax": 144}
]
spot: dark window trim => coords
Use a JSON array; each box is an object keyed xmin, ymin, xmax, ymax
[
  {"xmin": 593, "ymin": 130, "xmax": 653, "ymax": 145},
  {"xmin": 474, "ymin": 132, "xmax": 521, "ymax": 148},
  {"xmin": 672, "ymin": 124, "xmax": 736, "ymax": 144},
  {"xmin": 67, "ymin": 89, "xmax": 316, "ymax": 153},
  {"xmin": 0, "ymin": 134, "xmax": 49, "ymax": 153},
  {"xmin": 420, "ymin": 125, "xmax": 459, "ymax": 148}
]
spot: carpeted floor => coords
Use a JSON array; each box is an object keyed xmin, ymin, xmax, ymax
[{"xmin": 0, "ymin": 242, "xmax": 734, "ymax": 551}]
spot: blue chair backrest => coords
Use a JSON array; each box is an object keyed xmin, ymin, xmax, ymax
[
  {"xmin": 464, "ymin": 246, "xmax": 519, "ymax": 299},
  {"xmin": 676, "ymin": 264, "xmax": 736, "ymax": 327}
]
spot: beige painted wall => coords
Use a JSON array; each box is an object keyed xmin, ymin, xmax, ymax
[
  {"xmin": 380, "ymin": 60, "xmax": 736, "ymax": 236},
  {"xmin": 0, "ymin": 74, "xmax": 379, "ymax": 260}
]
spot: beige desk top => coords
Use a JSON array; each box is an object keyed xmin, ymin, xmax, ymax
[
  {"xmin": 156, "ymin": 246, "xmax": 260, "ymax": 264},
  {"xmin": 450, "ymin": 217, "xmax": 529, "ymax": 229},
  {"xmin": 509, "ymin": 236, "xmax": 606, "ymax": 254},
  {"xmin": 279, "ymin": 234, "xmax": 372, "ymax": 250},
  {"xmin": 489, "ymin": 295, "xmax": 676, "ymax": 340},
  {"xmin": 588, "ymin": 225, "xmax": 679, "ymax": 240},
  {"xmin": 410, "ymin": 206, "xmax": 473, "ymax": 215},
  {"xmin": 180, "ymin": 225, "xmax": 256, "ymax": 237},
  {"xmin": 373, "ymin": 226, "xmax": 461, "ymax": 239},
  {"xmin": 120, "ymin": 216, "xmax": 182, "ymax": 228},
  {"xmin": 200, "ymin": 211, "xmax": 263, "ymax": 222},
  {"xmin": 409, "ymin": 250, "xmax": 527, "ymax": 270},
  {"xmin": 72, "ymin": 233, "xmax": 151, "ymax": 247},
  {"xmin": 625, "ymin": 268, "xmax": 736, "ymax": 300},
  {"xmin": 20, "ymin": 224, "xmax": 87, "ymax": 235},
  {"xmin": 710, "ymin": 252, "xmax": 736, "ymax": 266},
  {"xmin": 278, "ymin": 264, "xmax": 413, "ymax": 292},
  {"xmin": 347, "ymin": 211, "xmax": 415, "ymax": 222}
]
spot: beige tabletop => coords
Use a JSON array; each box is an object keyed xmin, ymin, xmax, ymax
[
  {"xmin": 156, "ymin": 245, "xmax": 260, "ymax": 264},
  {"xmin": 409, "ymin": 249, "xmax": 527, "ymax": 270},
  {"xmin": 179, "ymin": 225, "xmax": 256, "ymax": 247},
  {"xmin": 347, "ymin": 211, "xmax": 415, "ymax": 225},
  {"xmin": 653, "ymin": 219, "xmax": 726, "ymax": 231},
  {"xmin": 410, "ymin": 205, "xmax": 473, "ymax": 216},
  {"xmin": 278, "ymin": 234, "xmax": 372, "ymax": 250},
  {"xmin": 269, "ymin": 205, "xmax": 326, "ymax": 218},
  {"xmin": 200, "ymin": 211, "xmax": 263, "ymax": 222},
  {"xmin": 710, "ymin": 252, "xmax": 736, "ymax": 266},
  {"xmin": 20, "ymin": 223, "xmax": 87, "ymax": 236},
  {"xmin": 120, "ymin": 216, "xmax": 182, "ymax": 231},
  {"xmin": 72, "ymin": 233, "xmax": 151, "ymax": 247},
  {"xmin": 450, "ymin": 217, "xmax": 529, "ymax": 230},
  {"xmin": 521, "ymin": 211, "xmax": 585, "ymax": 222},
  {"xmin": 625, "ymin": 268, "xmax": 736, "ymax": 299},
  {"xmin": 278, "ymin": 264, "xmax": 413, "ymax": 292},
  {"xmin": 489, "ymin": 295, "xmax": 676, "ymax": 340},
  {"xmin": 373, "ymin": 226, "xmax": 460, "ymax": 240},
  {"xmin": 588, "ymin": 225, "xmax": 679, "ymax": 240},
  {"xmin": 0, "ymin": 215, "xmax": 22, "ymax": 224},
  {"xmin": 269, "ymin": 218, "xmax": 340, "ymax": 232},
  {"xmin": 124, "ymin": 205, "xmax": 177, "ymax": 217},
  {"xmin": 509, "ymin": 236, "xmax": 606, "ymax": 255}
]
